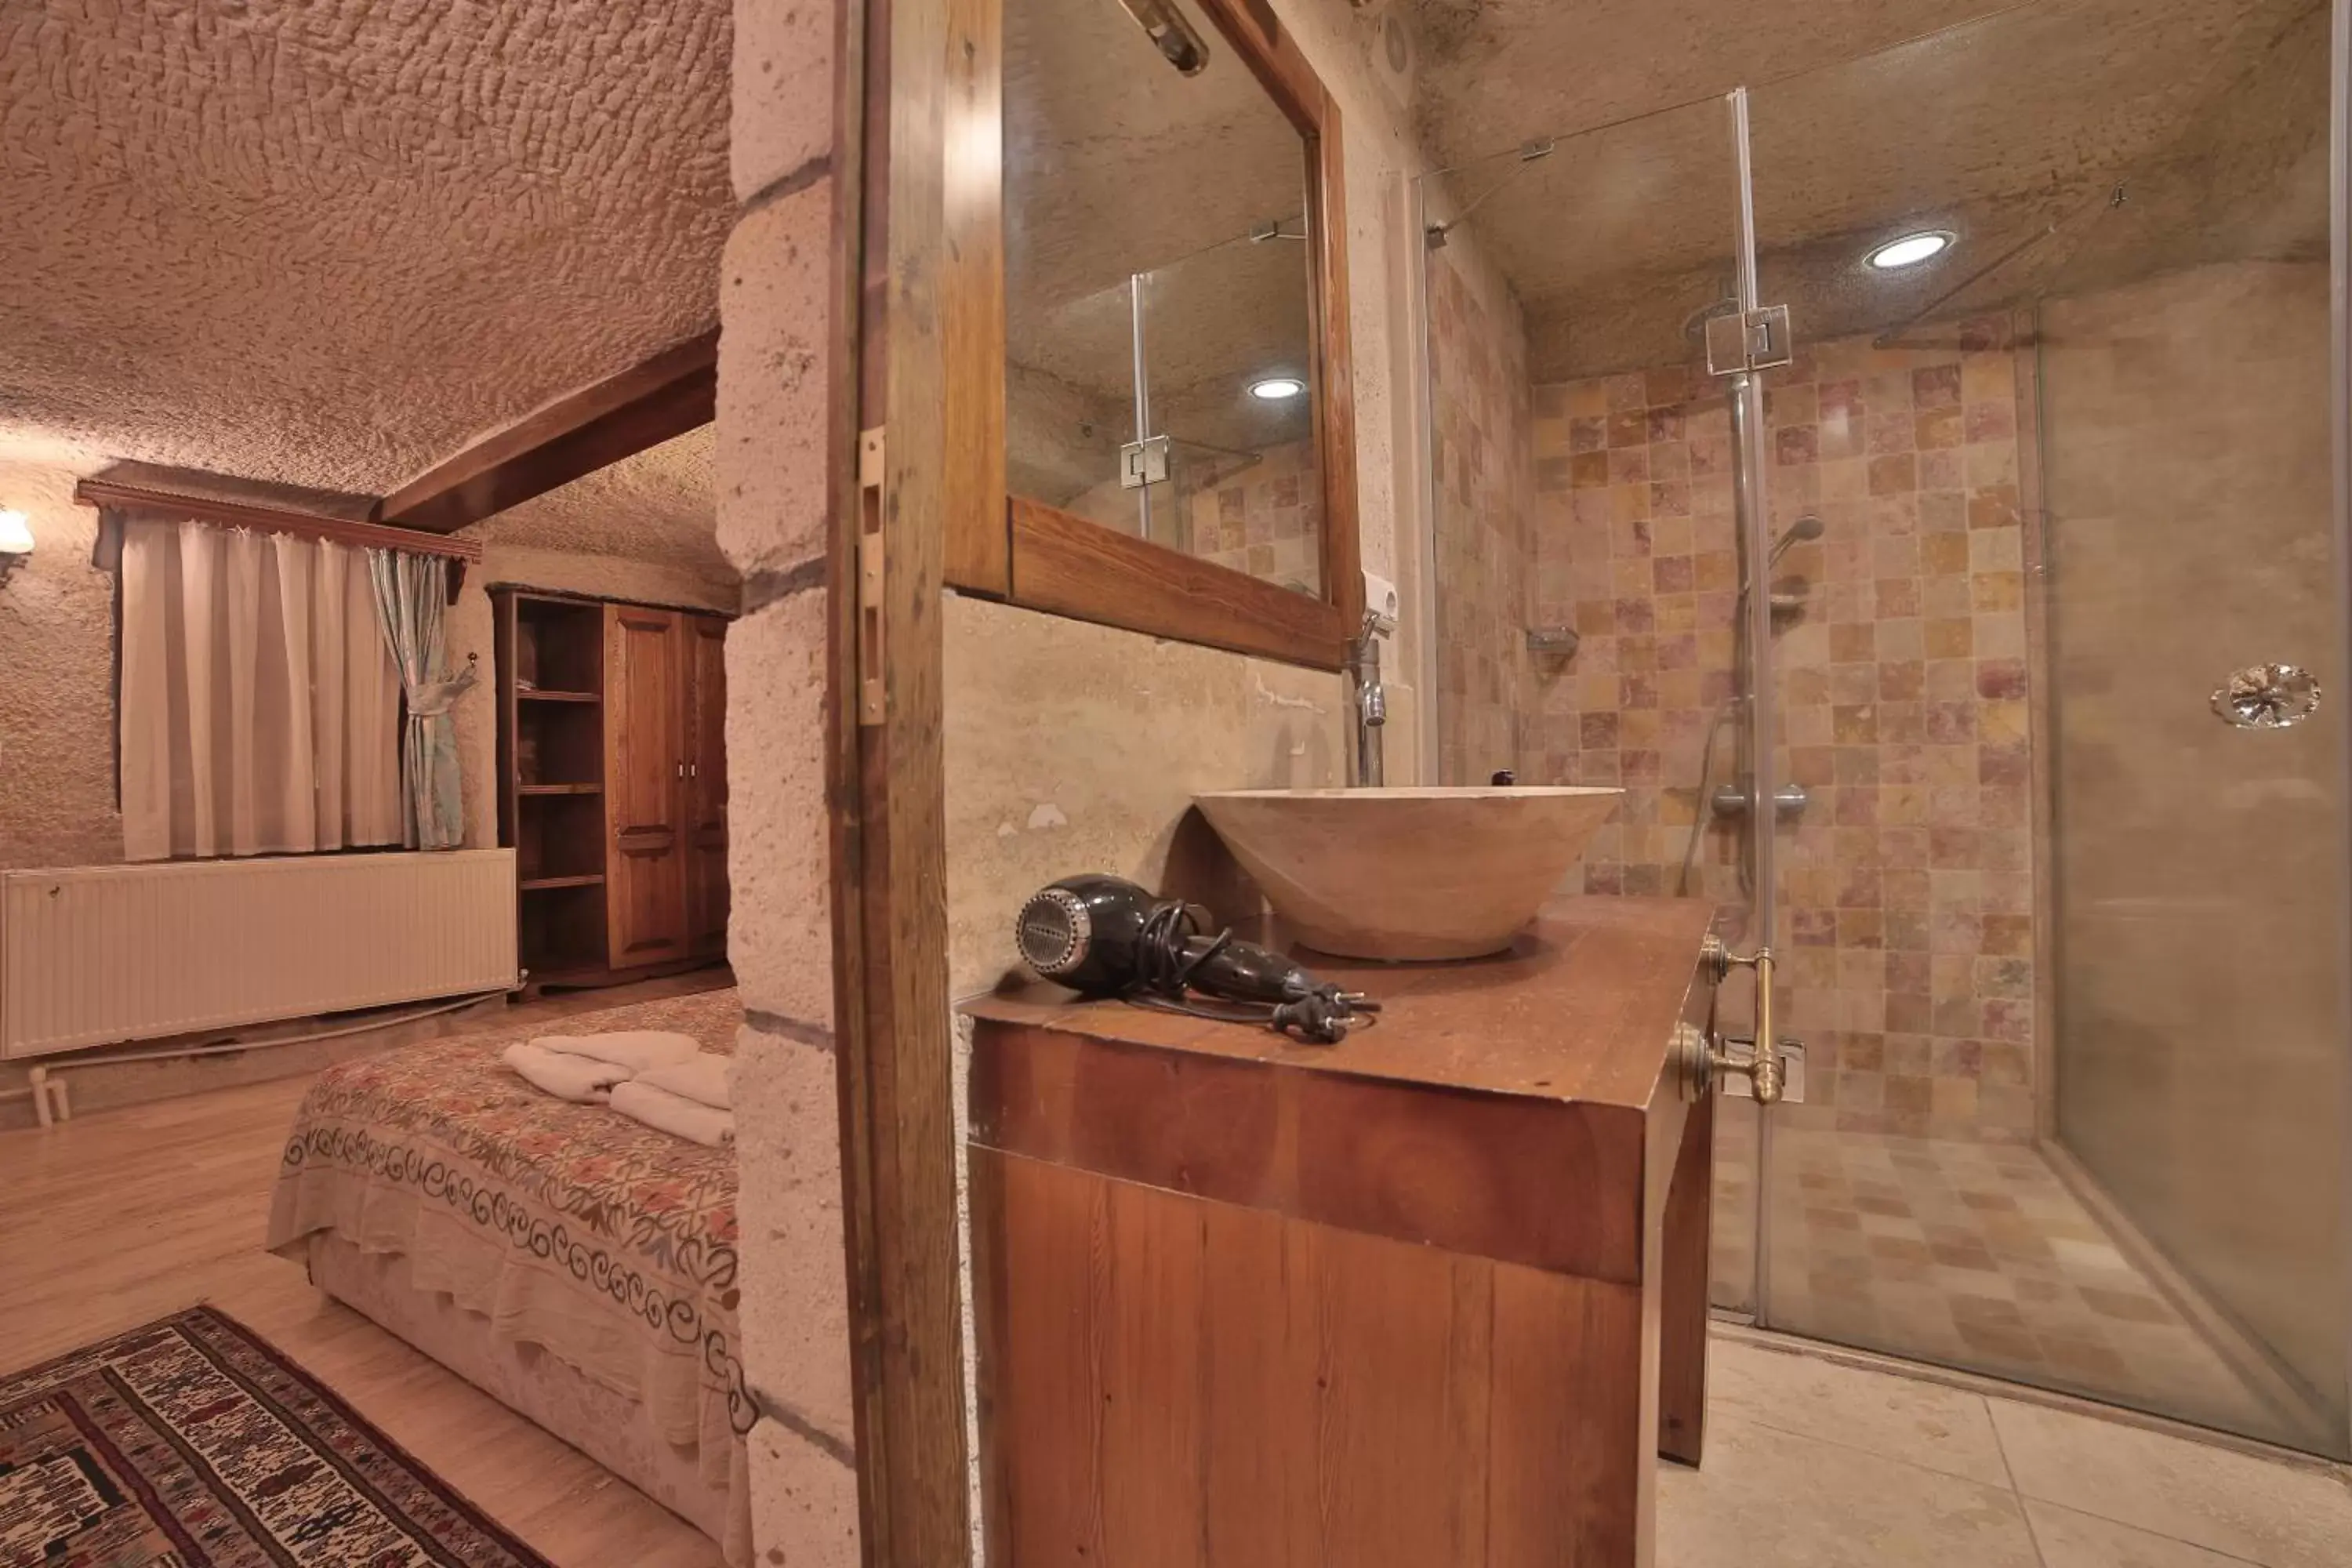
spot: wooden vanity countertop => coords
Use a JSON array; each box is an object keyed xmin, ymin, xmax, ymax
[{"xmin": 960, "ymin": 892, "xmax": 1719, "ymax": 1112}]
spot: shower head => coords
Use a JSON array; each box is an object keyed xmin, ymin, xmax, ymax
[{"xmin": 1768, "ymin": 514, "xmax": 1825, "ymax": 565}]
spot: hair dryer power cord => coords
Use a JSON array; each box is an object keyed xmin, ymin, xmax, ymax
[{"xmin": 1125, "ymin": 900, "xmax": 1377, "ymax": 1044}]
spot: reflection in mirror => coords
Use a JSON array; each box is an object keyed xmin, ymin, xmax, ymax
[{"xmin": 1004, "ymin": 0, "xmax": 1323, "ymax": 594}]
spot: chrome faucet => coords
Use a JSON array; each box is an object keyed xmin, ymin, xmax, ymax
[{"xmin": 1346, "ymin": 604, "xmax": 1393, "ymax": 788}]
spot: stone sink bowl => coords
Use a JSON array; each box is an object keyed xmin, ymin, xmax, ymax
[{"xmin": 1192, "ymin": 786, "xmax": 1625, "ymax": 961}]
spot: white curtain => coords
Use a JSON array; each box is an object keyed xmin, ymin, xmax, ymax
[{"xmin": 119, "ymin": 519, "xmax": 404, "ymax": 861}]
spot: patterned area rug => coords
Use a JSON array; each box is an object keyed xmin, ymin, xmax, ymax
[{"xmin": 0, "ymin": 1307, "xmax": 553, "ymax": 1567}]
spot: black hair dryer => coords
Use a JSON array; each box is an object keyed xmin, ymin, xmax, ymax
[{"xmin": 1014, "ymin": 874, "xmax": 1377, "ymax": 1044}]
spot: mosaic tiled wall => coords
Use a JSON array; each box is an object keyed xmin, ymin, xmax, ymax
[
  {"xmin": 1181, "ymin": 439, "xmax": 1323, "ymax": 593},
  {"xmin": 1525, "ymin": 321, "xmax": 2038, "ymax": 1142},
  {"xmin": 1047, "ymin": 439, "xmax": 1323, "ymax": 594},
  {"xmin": 1427, "ymin": 252, "xmax": 1532, "ymax": 784}
]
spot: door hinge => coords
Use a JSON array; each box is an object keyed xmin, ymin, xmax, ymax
[
  {"xmin": 857, "ymin": 426, "xmax": 886, "ymax": 727},
  {"xmin": 1119, "ymin": 434, "xmax": 1171, "ymax": 490},
  {"xmin": 1706, "ymin": 304, "xmax": 1795, "ymax": 376}
]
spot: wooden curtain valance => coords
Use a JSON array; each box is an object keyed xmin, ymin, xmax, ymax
[{"xmin": 73, "ymin": 479, "xmax": 485, "ymax": 563}]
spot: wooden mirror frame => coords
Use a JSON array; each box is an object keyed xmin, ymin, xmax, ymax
[{"xmin": 943, "ymin": 0, "xmax": 1363, "ymax": 669}]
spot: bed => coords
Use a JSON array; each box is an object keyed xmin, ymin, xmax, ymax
[{"xmin": 265, "ymin": 987, "xmax": 751, "ymax": 1563}]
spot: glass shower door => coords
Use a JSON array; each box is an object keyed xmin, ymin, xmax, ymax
[
  {"xmin": 1744, "ymin": 0, "xmax": 2350, "ymax": 1454},
  {"xmin": 2034, "ymin": 0, "xmax": 2348, "ymax": 1454},
  {"xmin": 1003, "ymin": 273, "xmax": 1152, "ymax": 537},
  {"xmin": 1411, "ymin": 96, "xmax": 1777, "ymax": 1312}
]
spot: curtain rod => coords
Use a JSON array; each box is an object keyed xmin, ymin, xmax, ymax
[{"xmin": 73, "ymin": 478, "xmax": 485, "ymax": 563}]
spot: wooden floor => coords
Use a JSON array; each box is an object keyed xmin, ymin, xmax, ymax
[{"xmin": 0, "ymin": 982, "xmax": 731, "ymax": 1568}]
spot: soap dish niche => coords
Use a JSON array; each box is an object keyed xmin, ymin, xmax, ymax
[{"xmin": 1526, "ymin": 626, "xmax": 1581, "ymax": 661}]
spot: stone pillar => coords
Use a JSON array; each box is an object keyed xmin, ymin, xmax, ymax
[{"xmin": 720, "ymin": 1, "xmax": 859, "ymax": 1561}]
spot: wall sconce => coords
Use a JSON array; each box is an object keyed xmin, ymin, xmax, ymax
[{"xmin": 0, "ymin": 510, "xmax": 31, "ymax": 586}]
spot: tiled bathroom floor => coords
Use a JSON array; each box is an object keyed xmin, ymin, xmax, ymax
[
  {"xmin": 1708, "ymin": 1116, "xmax": 2317, "ymax": 1447},
  {"xmin": 1664, "ymin": 1334, "xmax": 2352, "ymax": 1566}
]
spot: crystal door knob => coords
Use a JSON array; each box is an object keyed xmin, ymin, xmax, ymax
[{"xmin": 2212, "ymin": 664, "xmax": 2321, "ymax": 729}]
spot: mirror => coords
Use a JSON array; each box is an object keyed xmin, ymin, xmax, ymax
[{"xmin": 1004, "ymin": 0, "xmax": 1324, "ymax": 597}]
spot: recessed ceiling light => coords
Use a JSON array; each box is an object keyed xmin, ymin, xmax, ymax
[
  {"xmin": 0, "ymin": 509, "xmax": 31, "ymax": 585},
  {"xmin": 1249, "ymin": 376, "xmax": 1306, "ymax": 401},
  {"xmin": 1865, "ymin": 230, "xmax": 1955, "ymax": 270}
]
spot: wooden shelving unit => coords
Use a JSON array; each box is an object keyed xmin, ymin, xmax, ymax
[
  {"xmin": 493, "ymin": 586, "xmax": 733, "ymax": 991},
  {"xmin": 495, "ymin": 591, "xmax": 614, "ymax": 980}
]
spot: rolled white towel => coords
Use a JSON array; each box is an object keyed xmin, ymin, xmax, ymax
[
  {"xmin": 503, "ymin": 1041, "xmax": 631, "ymax": 1104},
  {"xmin": 534, "ymin": 1029, "xmax": 702, "ymax": 1073},
  {"xmin": 636, "ymin": 1053, "xmax": 732, "ymax": 1111},
  {"xmin": 611, "ymin": 1080, "xmax": 735, "ymax": 1148}
]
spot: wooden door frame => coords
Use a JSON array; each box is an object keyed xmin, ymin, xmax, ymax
[
  {"xmin": 823, "ymin": 0, "xmax": 1386, "ymax": 1555},
  {"xmin": 824, "ymin": 0, "xmax": 978, "ymax": 1559}
]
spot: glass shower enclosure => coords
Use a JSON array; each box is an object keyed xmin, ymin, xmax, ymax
[{"xmin": 1416, "ymin": 0, "xmax": 2351, "ymax": 1457}]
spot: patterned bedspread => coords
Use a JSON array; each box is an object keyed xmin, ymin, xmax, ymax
[{"xmin": 265, "ymin": 988, "xmax": 750, "ymax": 1443}]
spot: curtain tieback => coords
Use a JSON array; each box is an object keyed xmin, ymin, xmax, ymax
[{"xmin": 408, "ymin": 662, "xmax": 480, "ymax": 720}]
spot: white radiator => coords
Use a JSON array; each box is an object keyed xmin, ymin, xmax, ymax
[{"xmin": 1, "ymin": 850, "xmax": 520, "ymax": 1059}]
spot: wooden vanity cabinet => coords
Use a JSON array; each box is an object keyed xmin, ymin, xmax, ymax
[{"xmin": 964, "ymin": 895, "xmax": 1722, "ymax": 1568}]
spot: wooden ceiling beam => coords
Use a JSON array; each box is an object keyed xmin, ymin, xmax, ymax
[{"xmin": 376, "ymin": 327, "xmax": 720, "ymax": 534}]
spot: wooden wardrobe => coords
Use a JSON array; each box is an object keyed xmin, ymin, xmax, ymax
[{"xmin": 494, "ymin": 588, "xmax": 731, "ymax": 986}]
